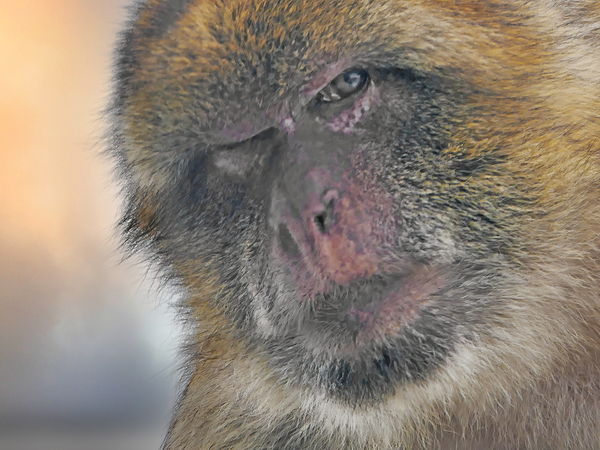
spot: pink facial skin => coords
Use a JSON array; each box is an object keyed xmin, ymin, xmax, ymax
[
  {"xmin": 327, "ymin": 82, "xmax": 380, "ymax": 134},
  {"xmin": 280, "ymin": 115, "xmax": 296, "ymax": 134}
]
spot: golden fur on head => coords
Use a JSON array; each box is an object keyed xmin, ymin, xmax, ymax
[{"xmin": 112, "ymin": 0, "xmax": 600, "ymax": 448}]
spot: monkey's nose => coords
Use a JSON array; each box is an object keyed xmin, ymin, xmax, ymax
[
  {"xmin": 271, "ymin": 167, "xmax": 384, "ymax": 287},
  {"xmin": 303, "ymin": 186, "xmax": 380, "ymax": 285}
]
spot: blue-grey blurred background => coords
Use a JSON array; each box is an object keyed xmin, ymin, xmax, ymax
[{"xmin": 0, "ymin": 1, "xmax": 182, "ymax": 449}]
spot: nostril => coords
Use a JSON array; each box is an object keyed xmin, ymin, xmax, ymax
[
  {"xmin": 314, "ymin": 213, "xmax": 326, "ymax": 232},
  {"xmin": 314, "ymin": 199, "xmax": 335, "ymax": 233}
]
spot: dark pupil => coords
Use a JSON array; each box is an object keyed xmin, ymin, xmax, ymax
[{"xmin": 344, "ymin": 71, "xmax": 364, "ymax": 88}]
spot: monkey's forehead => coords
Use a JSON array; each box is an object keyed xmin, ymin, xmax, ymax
[{"xmin": 126, "ymin": 0, "xmax": 534, "ymax": 83}]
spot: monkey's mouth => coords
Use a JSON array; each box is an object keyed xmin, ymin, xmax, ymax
[
  {"xmin": 306, "ymin": 266, "xmax": 445, "ymax": 351},
  {"xmin": 345, "ymin": 267, "xmax": 445, "ymax": 346},
  {"xmin": 273, "ymin": 215, "xmax": 446, "ymax": 349}
]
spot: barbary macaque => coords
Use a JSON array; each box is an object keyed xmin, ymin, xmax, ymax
[{"xmin": 111, "ymin": 0, "xmax": 600, "ymax": 448}]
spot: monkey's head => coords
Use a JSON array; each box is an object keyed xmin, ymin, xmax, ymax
[{"xmin": 114, "ymin": 0, "xmax": 600, "ymax": 437}]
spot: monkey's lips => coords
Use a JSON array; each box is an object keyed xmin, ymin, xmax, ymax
[
  {"xmin": 293, "ymin": 265, "xmax": 447, "ymax": 354},
  {"xmin": 344, "ymin": 267, "xmax": 445, "ymax": 346}
]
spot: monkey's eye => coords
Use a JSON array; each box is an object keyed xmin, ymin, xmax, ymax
[{"xmin": 315, "ymin": 69, "xmax": 369, "ymax": 103}]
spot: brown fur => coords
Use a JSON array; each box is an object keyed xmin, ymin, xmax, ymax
[{"xmin": 112, "ymin": 0, "xmax": 600, "ymax": 448}]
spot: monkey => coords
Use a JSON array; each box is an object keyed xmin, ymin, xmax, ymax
[{"xmin": 110, "ymin": 0, "xmax": 600, "ymax": 448}]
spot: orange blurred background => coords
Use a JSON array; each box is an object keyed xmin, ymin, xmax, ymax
[{"xmin": 0, "ymin": 1, "xmax": 180, "ymax": 449}]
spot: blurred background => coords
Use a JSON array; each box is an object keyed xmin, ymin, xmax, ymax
[{"xmin": 0, "ymin": 1, "xmax": 183, "ymax": 449}]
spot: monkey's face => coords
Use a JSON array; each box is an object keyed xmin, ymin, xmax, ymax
[{"xmin": 118, "ymin": 0, "xmax": 600, "ymax": 410}]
